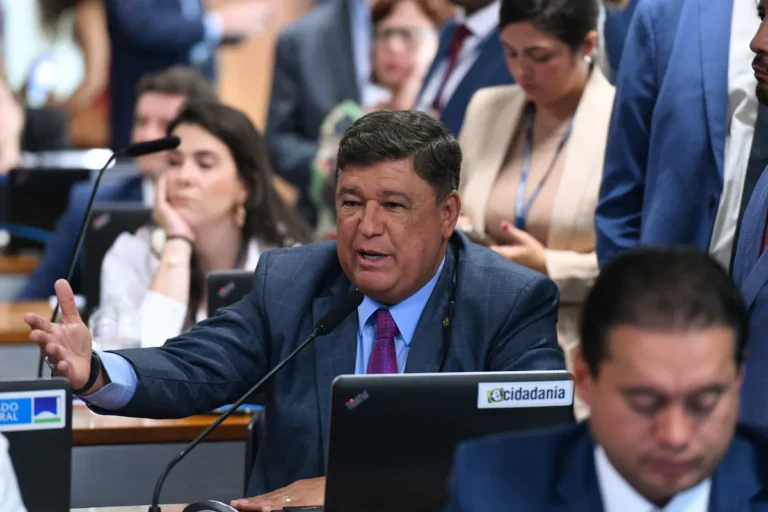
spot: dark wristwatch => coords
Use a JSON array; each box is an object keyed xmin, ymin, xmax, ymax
[{"xmin": 73, "ymin": 351, "xmax": 102, "ymax": 395}]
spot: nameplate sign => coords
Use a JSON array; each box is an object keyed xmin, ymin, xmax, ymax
[
  {"xmin": 477, "ymin": 381, "xmax": 574, "ymax": 409},
  {"xmin": 0, "ymin": 390, "xmax": 67, "ymax": 432}
]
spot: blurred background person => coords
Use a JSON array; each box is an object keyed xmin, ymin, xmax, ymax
[
  {"xmin": 266, "ymin": 0, "xmax": 375, "ymax": 229},
  {"xmin": 0, "ymin": 73, "xmax": 23, "ymax": 177},
  {"xmin": 99, "ymin": 101, "xmax": 311, "ymax": 347},
  {"xmin": 105, "ymin": 0, "xmax": 275, "ymax": 149},
  {"xmin": 17, "ymin": 66, "xmax": 218, "ymax": 300},
  {"xmin": 1, "ymin": 0, "xmax": 109, "ymax": 151},
  {"xmin": 415, "ymin": 0, "xmax": 513, "ymax": 136},
  {"xmin": 310, "ymin": 0, "xmax": 442, "ymax": 237},
  {"xmin": 457, "ymin": 0, "xmax": 613, "ymax": 419},
  {"xmin": 41, "ymin": 0, "xmax": 110, "ymax": 117}
]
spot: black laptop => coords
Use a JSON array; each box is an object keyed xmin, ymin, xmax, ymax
[
  {"xmin": 82, "ymin": 204, "xmax": 152, "ymax": 317},
  {"xmin": 1, "ymin": 167, "xmax": 90, "ymax": 253},
  {"xmin": 206, "ymin": 269, "xmax": 254, "ymax": 317},
  {"xmin": 0, "ymin": 378, "xmax": 72, "ymax": 512},
  {"xmin": 323, "ymin": 371, "xmax": 575, "ymax": 512}
]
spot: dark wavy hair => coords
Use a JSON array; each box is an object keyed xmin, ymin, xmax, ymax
[{"xmin": 166, "ymin": 101, "xmax": 312, "ymax": 327}]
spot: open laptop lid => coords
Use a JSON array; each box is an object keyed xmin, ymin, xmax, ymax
[{"xmin": 325, "ymin": 371, "xmax": 574, "ymax": 512}]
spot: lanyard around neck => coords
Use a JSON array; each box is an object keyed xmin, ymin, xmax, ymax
[{"xmin": 514, "ymin": 104, "xmax": 574, "ymax": 230}]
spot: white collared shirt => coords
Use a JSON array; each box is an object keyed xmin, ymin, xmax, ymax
[
  {"xmin": 595, "ymin": 446, "xmax": 710, "ymax": 512},
  {"xmin": 0, "ymin": 434, "xmax": 26, "ymax": 512},
  {"xmin": 415, "ymin": 1, "xmax": 500, "ymax": 112},
  {"xmin": 99, "ymin": 226, "xmax": 267, "ymax": 348},
  {"xmin": 708, "ymin": 0, "xmax": 760, "ymax": 268}
]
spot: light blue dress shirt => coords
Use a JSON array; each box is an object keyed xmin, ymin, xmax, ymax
[
  {"xmin": 354, "ymin": 257, "xmax": 444, "ymax": 373},
  {"xmin": 84, "ymin": 257, "xmax": 445, "ymax": 410}
]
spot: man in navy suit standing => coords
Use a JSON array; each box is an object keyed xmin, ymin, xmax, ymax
[
  {"xmin": 106, "ymin": 0, "xmax": 273, "ymax": 148},
  {"xmin": 730, "ymin": 0, "xmax": 768, "ymax": 429},
  {"xmin": 445, "ymin": 248, "xmax": 768, "ymax": 511},
  {"xmin": 415, "ymin": 0, "xmax": 513, "ymax": 136},
  {"xmin": 17, "ymin": 66, "xmax": 218, "ymax": 300},
  {"xmin": 596, "ymin": 0, "xmax": 761, "ymax": 271}
]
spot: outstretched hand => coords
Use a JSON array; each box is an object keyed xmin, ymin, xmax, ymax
[{"xmin": 24, "ymin": 279, "xmax": 96, "ymax": 392}]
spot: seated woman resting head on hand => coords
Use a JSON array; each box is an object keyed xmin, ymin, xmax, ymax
[{"xmin": 99, "ymin": 101, "xmax": 311, "ymax": 348}]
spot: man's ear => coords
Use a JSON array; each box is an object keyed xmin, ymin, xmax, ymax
[
  {"xmin": 442, "ymin": 190, "xmax": 461, "ymax": 238},
  {"xmin": 572, "ymin": 347, "xmax": 594, "ymax": 408}
]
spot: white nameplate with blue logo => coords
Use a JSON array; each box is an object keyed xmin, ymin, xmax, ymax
[
  {"xmin": 0, "ymin": 390, "xmax": 67, "ymax": 432},
  {"xmin": 477, "ymin": 381, "xmax": 574, "ymax": 409}
]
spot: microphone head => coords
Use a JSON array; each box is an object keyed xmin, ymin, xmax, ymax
[
  {"xmin": 315, "ymin": 290, "xmax": 364, "ymax": 335},
  {"xmin": 119, "ymin": 135, "xmax": 181, "ymax": 158}
]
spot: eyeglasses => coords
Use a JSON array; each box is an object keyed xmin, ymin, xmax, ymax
[{"xmin": 373, "ymin": 27, "xmax": 436, "ymax": 46}]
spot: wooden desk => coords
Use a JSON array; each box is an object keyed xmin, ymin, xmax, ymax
[
  {"xmin": 0, "ymin": 254, "xmax": 39, "ymax": 275},
  {"xmin": 73, "ymin": 402, "xmax": 252, "ymax": 445},
  {"xmin": 0, "ymin": 300, "xmax": 50, "ymax": 344},
  {"xmin": 71, "ymin": 404, "xmax": 253, "ymax": 508}
]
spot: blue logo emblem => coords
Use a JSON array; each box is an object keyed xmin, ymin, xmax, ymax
[{"xmin": 33, "ymin": 396, "xmax": 60, "ymax": 423}]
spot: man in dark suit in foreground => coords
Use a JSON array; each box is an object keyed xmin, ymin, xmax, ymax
[
  {"xmin": 26, "ymin": 110, "xmax": 565, "ymax": 510},
  {"xmin": 445, "ymin": 248, "xmax": 768, "ymax": 511}
]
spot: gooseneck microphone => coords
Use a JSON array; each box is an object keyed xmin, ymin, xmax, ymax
[
  {"xmin": 148, "ymin": 289, "xmax": 364, "ymax": 512},
  {"xmin": 37, "ymin": 136, "xmax": 181, "ymax": 378}
]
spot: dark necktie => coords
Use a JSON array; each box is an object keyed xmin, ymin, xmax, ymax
[
  {"xmin": 431, "ymin": 24, "xmax": 472, "ymax": 112},
  {"xmin": 733, "ymin": 105, "xmax": 768, "ymax": 264},
  {"xmin": 367, "ymin": 309, "xmax": 399, "ymax": 374}
]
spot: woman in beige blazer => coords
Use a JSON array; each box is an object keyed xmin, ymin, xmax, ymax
[{"xmin": 459, "ymin": 0, "xmax": 615, "ymax": 416}]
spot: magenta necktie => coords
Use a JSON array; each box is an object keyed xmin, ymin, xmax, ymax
[{"xmin": 367, "ymin": 309, "xmax": 399, "ymax": 374}]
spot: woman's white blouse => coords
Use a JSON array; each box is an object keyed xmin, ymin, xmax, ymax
[
  {"xmin": 99, "ymin": 226, "xmax": 264, "ymax": 348},
  {"xmin": 0, "ymin": 434, "xmax": 26, "ymax": 512}
]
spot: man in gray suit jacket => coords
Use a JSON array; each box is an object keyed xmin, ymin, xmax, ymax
[
  {"xmin": 25, "ymin": 111, "xmax": 565, "ymax": 510},
  {"xmin": 266, "ymin": 0, "xmax": 369, "ymax": 227}
]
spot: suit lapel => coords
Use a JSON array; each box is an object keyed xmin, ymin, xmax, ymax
[
  {"xmin": 697, "ymin": 0, "xmax": 732, "ymax": 178},
  {"xmin": 552, "ymin": 426, "xmax": 605, "ymax": 512},
  {"xmin": 403, "ymin": 238, "xmax": 458, "ymax": 373},
  {"xmin": 420, "ymin": 20, "xmax": 455, "ymax": 98},
  {"xmin": 442, "ymin": 29, "xmax": 503, "ymax": 122},
  {"xmin": 325, "ymin": 0, "xmax": 360, "ymax": 102},
  {"xmin": 735, "ymin": 171, "xmax": 768, "ymax": 308},
  {"xmin": 547, "ymin": 68, "xmax": 613, "ymax": 249},
  {"xmin": 709, "ymin": 434, "xmax": 761, "ymax": 511},
  {"xmin": 463, "ymin": 88, "xmax": 526, "ymax": 234},
  {"xmin": 312, "ymin": 274, "xmax": 359, "ymax": 465}
]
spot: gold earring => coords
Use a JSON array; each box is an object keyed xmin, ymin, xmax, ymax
[{"xmin": 235, "ymin": 204, "xmax": 246, "ymax": 228}]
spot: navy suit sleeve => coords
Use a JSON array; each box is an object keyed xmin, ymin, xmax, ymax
[
  {"xmin": 265, "ymin": 30, "xmax": 318, "ymax": 191},
  {"xmin": 16, "ymin": 184, "xmax": 90, "ymax": 300},
  {"xmin": 106, "ymin": 0, "xmax": 205, "ymax": 52},
  {"xmin": 490, "ymin": 275, "xmax": 564, "ymax": 372},
  {"xmin": 100, "ymin": 254, "xmax": 272, "ymax": 419},
  {"xmin": 443, "ymin": 444, "xmax": 472, "ymax": 512},
  {"xmin": 594, "ymin": 4, "xmax": 657, "ymax": 268}
]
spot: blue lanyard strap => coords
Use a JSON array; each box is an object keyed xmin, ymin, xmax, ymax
[{"xmin": 514, "ymin": 104, "xmax": 574, "ymax": 230}]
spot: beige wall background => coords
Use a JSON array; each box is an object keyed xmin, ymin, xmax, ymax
[{"xmin": 211, "ymin": 0, "xmax": 315, "ymax": 129}]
